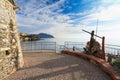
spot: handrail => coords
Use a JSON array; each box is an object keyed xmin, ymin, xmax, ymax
[
  {"xmin": 64, "ymin": 42, "xmax": 85, "ymax": 51},
  {"xmin": 21, "ymin": 42, "xmax": 56, "ymax": 53},
  {"xmin": 106, "ymin": 44, "xmax": 120, "ymax": 48},
  {"xmin": 21, "ymin": 41, "xmax": 120, "ymax": 57},
  {"xmin": 105, "ymin": 44, "xmax": 120, "ymax": 58}
]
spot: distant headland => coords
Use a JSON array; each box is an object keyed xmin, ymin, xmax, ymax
[
  {"xmin": 38, "ymin": 33, "xmax": 54, "ymax": 38},
  {"xmin": 20, "ymin": 33, "xmax": 54, "ymax": 41}
]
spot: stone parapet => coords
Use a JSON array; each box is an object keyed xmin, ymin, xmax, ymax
[{"xmin": 62, "ymin": 50, "xmax": 120, "ymax": 80}]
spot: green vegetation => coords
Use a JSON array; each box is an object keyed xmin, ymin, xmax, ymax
[
  {"xmin": 113, "ymin": 59, "xmax": 120, "ymax": 69},
  {"xmin": 113, "ymin": 59, "xmax": 120, "ymax": 75}
]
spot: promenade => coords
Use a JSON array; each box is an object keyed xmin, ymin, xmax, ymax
[{"xmin": 4, "ymin": 52, "xmax": 112, "ymax": 80}]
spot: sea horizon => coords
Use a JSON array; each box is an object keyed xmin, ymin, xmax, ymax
[{"xmin": 21, "ymin": 38, "xmax": 120, "ymax": 46}]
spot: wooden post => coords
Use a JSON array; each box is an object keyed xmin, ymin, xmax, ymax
[{"xmin": 102, "ymin": 36, "xmax": 106, "ymax": 60}]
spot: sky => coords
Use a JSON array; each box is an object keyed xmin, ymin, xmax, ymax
[{"xmin": 14, "ymin": 0, "xmax": 120, "ymax": 44}]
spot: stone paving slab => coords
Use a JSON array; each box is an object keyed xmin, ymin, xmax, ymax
[{"xmin": 4, "ymin": 52, "xmax": 112, "ymax": 80}]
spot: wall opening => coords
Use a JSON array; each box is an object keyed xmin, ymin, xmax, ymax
[{"xmin": 6, "ymin": 50, "xmax": 10, "ymax": 55}]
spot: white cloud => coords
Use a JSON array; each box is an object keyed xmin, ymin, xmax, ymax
[
  {"xmin": 69, "ymin": 1, "xmax": 120, "ymax": 44},
  {"xmin": 15, "ymin": 0, "xmax": 120, "ymax": 44},
  {"xmin": 16, "ymin": 0, "xmax": 70, "ymax": 25},
  {"xmin": 16, "ymin": 0, "xmax": 80, "ymax": 36},
  {"xmin": 101, "ymin": 0, "xmax": 120, "ymax": 4},
  {"xmin": 75, "ymin": 1, "xmax": 120, "ymax": 27},
  {"xmin": 92, "ymin": 5, "xmax": 120, "ymax": 21}
]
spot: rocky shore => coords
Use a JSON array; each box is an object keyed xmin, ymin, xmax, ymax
[{"xmin": 19, "ymin": 33, "xmax": 40, "ymax": 41}]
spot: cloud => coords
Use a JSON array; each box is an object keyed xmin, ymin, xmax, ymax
[
  {"xmin": 15, "ymin": 0, "xmax": 120, "ymax": 44},
  {"xmin": 67, "ymin": 0, "xmax": 120, "ymax": 44},
  {"xmin": 16, "ymin": 0, "xmax": 79, "ymax": 36},
  {"xmin": 90, "ymin": 5, "xmax": 120, "ymax": 21},
  {"xmin": 101, "ymin": 0, "xmax": 120, "ymax": 4}
]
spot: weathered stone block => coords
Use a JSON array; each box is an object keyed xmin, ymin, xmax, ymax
[
  {"xmin": 0, "ymin": 0, "xmax": 5, "ymax": 8},
  {"xmin": 0, "ymin": 23, "xmax": 8, "ymax": 29},
  {"xmin": 0, "ymin": 8, "xmax": 10, "ymax": 24},
  {"xmin": 0, "ymin": 51, "xmax": 5, "ymax": 58}
]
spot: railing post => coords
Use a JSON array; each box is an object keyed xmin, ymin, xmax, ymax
[
  {"xmin": 73, "ymin": 46, "xmax": 75, "ymax": 51},
  {"xmin": 102, "ymin": 36, "xmax": 106, "ymax": 60},
  {"xmin": 55, "ymin": 42, "xmax": 56, "ymax": 53}
]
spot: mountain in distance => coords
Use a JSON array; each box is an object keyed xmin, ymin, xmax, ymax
[{"xmin": 37, "ymin": 33, "xmax": 54, "ymax": 38}]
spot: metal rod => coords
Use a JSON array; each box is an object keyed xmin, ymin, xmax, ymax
[
  {"xmin": 96, "ymin": 19, "xmax": 99, "ymax": 36},
  {"xmin": 82, "ymin": 29, "xmax": 91, "ymax": 34},
  {"xmin": 82, "ymin": 29, "xmax": 102, "ymax": 39}
]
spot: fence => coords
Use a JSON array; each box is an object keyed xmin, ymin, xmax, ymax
[
  {"xmin": 21, "ymin": 42, "xmax": 56, "ymax": 53},
  {"xmin": 21, "ymin": 41, "xmax": 86, "ymax": 53},
  {"xmin": 21, "ymin": 41, "xmax": 120, "ymax": 58},
  {"xmin": 105, "ymin": 44, "xmax": 120, "ymax": 58},
  {"xmin": 60, "ymin": 41, "xmax": 85, "ymax": 51},
  {"xmin": 60, "ymin": 42, "xmax": 120, "ymax": 58}
]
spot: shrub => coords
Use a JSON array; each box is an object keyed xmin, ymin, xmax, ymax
[
  {"xmin": 113, "ymin": 59, "xmax": 120, "ymax": 69},
  {"xmin": 113, "ymin": 58, "xmax": 120, "ymax": 74}
]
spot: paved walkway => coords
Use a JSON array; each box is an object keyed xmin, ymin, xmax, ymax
[{"xmin": 4, "ymin": 52, "xmax": 112, "ymax": 80}]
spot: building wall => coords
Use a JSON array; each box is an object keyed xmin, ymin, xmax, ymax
[{"xmin": 0, "ymin": 0, "xmax": 24, "ymax": 79}]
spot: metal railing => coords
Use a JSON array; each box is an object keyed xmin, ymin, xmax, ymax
[
  {"xmin": 20, "ymin": 41, "xmax": 120, "ymax": 58},
  {"xmin": 60, "ymin": 42, "xmax": 120, "ymax": 58},
  {"xmin": 21, "ymin": 42, "xmax": 56, "ymax": 53},
  {"xmin": 60, "ymin": 41, "xmax": 85, "ymax": 51},
  {"xmin": 105, "ymin": 44, "xmax": 120, "ymax": 58}
]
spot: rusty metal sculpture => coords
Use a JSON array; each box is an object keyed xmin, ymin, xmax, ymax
[{"xmin": 82, "ymin": 29, "xmax": 105, "ymax": 60}]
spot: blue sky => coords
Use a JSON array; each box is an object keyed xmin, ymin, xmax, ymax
[{"xmin": 15, "ymin": 0, "xmax": 120, "ymax": 44}]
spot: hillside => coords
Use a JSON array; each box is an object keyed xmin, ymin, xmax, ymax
[{"xmin": 37, "ymin": 33, "xmax": 54, "ymax": 38}]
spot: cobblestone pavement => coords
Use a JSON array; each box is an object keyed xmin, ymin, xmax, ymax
[{"xmin": 4, "ymin": 52, "xmax": 112, "ymax": 80}]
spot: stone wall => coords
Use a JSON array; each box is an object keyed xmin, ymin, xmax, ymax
[{"xmin": 0, "ymin": 0, "xmax": 24, "ymax": 79}]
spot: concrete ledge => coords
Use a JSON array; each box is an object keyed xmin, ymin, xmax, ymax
[{"xmin": 62, "ymin": 50, "xmax": 120, "ymax": 80}]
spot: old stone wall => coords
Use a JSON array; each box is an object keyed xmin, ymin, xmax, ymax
[{"xmin": 0, "ymin": 0, "xmax": 24, "ymax": 79}]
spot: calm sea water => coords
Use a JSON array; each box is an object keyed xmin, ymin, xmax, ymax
[
  {"xmin": 21, "ymin": 38, "xmax": 120, "ymax": 55},
  {"xmin": 21, "ymin": 38, "xmax": 86, "ymax": 52},
  {"xmin": 34, "ymin": 38, "xmax": 85, "ymax": 45}
]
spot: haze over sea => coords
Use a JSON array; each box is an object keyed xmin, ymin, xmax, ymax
[{"xmin": 22, "ymin": 38, "xmax": 119, "ymax": 46}]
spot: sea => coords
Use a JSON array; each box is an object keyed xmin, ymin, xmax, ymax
[
  {"xmin": 21, "ymin": 38, "xmax": 86, "ymax": 52},
  {"xmin": 21, "ymin": 38, "xmax": 120, "ymax": 55}
]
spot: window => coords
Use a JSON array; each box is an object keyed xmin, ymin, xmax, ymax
[{"xmin": 6, "ymin": 50, "xmax": 10, "ymax": 55}]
